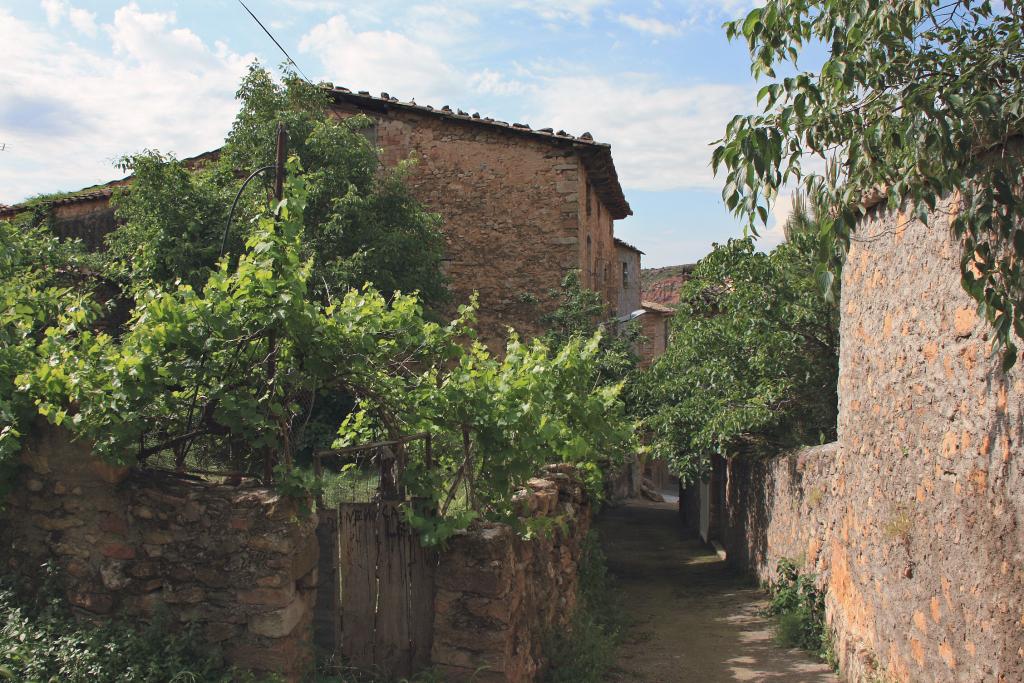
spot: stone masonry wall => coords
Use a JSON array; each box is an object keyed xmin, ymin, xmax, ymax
[
  {"xmin": 579, "ymin": 163, "xmax": 618, "ymax": 309},
  {"xmin": 431, "ymin": 466, "xmax": 591, "ymax": 682},
  {"xmin": 721, "ymin": 190, "xmax": 1024, "ymax": 682},
  {"xmin": 0, "ymin": 426, "xmax": 318, "ymax": 681},
  {"xmin": 333, "ymin": 103, "xmax": 613, "ymax": 349}
]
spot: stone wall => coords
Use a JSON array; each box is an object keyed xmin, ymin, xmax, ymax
[
  {"xmin": 615, "ymin": 241, "xmax": 642, "ymax": 318},
  {"xmin": 332, "ymin": 101, "xmax": 624, "ymax": 349},
  {"xmin": 431, "ymin": 466, "xmax": 591, "ymax": 682},
  {"xmin": 721, "ymin": 190, "xmax": 1024, "ymax": 682},
  {"xmin": 0, "ymin": 426, "xmax": 318, "ymax": 681}
]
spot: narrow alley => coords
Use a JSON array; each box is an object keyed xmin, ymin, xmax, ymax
[{"xmin": 599, "ymin": 499, "xmax": 838, "ymax": 683}]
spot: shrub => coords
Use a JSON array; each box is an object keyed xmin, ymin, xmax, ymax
[
  {"xmin": 0, "ymin": 572, "xmax": 233, "ymax": 682},
  {"xmin": 763, "ymin": 558, "xmax": 836, "ymax": 669}
]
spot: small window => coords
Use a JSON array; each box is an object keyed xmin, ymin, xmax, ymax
[
  {"xmin": 586, "ymin": 182, "xmax": 593, "ymax": 218},
  {"xmin": 622, "ymin": 261, "xmax": 630, "ymax": 287}
]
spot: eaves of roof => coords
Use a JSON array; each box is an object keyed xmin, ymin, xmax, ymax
[
  {"xmin": 641, "ymin": 300, "xmax": 676, "ymax": 314},
  {"xmin": 614, "ymin": 237, "xmax": 644, "ymax": 255},
  {"xmin": 328, "ymin": 87, "xmax": 632, "ymax": 220},
  {"xmin": 0, "ymin": 150, "xmax": 220, "ymax": 219},
  {"xmin": 0, "ymin": 88, "xmax": 636, "ymax": 222}
]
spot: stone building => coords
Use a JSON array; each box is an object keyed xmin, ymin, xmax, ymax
[
  {"xmin": 636, "ymin": 300, "xmax": 674, "ymax": 369},
  {"xmin": 0, "ymin": 88, "xmax": 632, "ymax": 349},
  {"xmin": 614, "ymin": 237, "xmax": 642, "ymax": 318}
]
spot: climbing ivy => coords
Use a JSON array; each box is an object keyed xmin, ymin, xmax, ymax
[{"xmin": 716, "ymin": 0, "xmax": 1024, "ymax": 367}]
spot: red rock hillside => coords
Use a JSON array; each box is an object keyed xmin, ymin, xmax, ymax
[{"xmin": 640, "ymin": 264, "xmax": 695, "ymax": 307}]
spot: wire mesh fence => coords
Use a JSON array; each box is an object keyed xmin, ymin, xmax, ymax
[{"xmin": 314, "ymin": 433, "xmax": 431, "ymax": 507}]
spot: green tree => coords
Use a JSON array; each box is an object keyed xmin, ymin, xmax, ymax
[
  {"xmin": 17, "ymin": 161, "xmax": 633, "ymax": 540},
  {"xmin": 715, "ymin": 0, "xmax": 1024, "ymax": 366},
  {"xmin": 109, "ymin": 64, "xmax": 448, "ymax": 308},
  {"xmin": 540, "ymin": 270, "xmax": 641, "ymax": 387},
  {"xmin": 0, "ymin": 221, "xmax": 96, "ymax": 498},
  {"xmin": 636, "ymin": 229, "xmax": 839, "ymax": 483}
]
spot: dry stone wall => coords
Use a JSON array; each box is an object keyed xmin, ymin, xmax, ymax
[
  {"xmin": 722, "ymin": 191, "xmax": 1024, "ymax": 682},
  {"xmin": 431, "ymin": 466, "xmax": 591, "ymax": 682},
  {"xmin": 0, "ymin": 426, "xmax": 318, "ymax": 681}
]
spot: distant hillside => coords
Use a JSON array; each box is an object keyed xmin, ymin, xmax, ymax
[{"xmin": 641, "ymin": 264, "xmax": 696, "ymax": 307}]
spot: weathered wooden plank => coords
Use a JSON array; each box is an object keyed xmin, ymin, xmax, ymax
[
  {"xmin": 373, "ymin": 502, "xmax": 412, "ymax": 677},
  {"xmin": 408, "ymin": 535, "xmax": 437, "ymax": 672},
  {"xmin": 313, "ymin": 507, "xmax": 341, "ymax": 656},
  {"xmin": 340, "ymin": 503, "xmax": 378, "ymax": 671}
]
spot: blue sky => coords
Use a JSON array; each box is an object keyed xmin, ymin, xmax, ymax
[{"xmin": 0, "ymin": 0, "xmax": 796, "ymax": 266}]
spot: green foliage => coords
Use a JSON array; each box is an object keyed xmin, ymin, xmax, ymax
[
  {"xmin": 109, "ymin": 64, "xmax": 448, "ymax": 308},
  {"xmin": 353, "ymin": 329, "xmax": 635, "ymax": 545},
  {"xmin": 15, "ymin": 160, "xmax": 633, "ymax": 542},
  {"xmin": 541, "ymin": 270, "xmax": 641, "ymax": 387},
  {"xmin": 764, "ymin": 558, "xmax": 836, "ymax": 668},
  {"xmin": 716, "ymin": 0, "xmax": 1024, "ymax": 366},
  {"xmin": 542, "ymin": 532, "xmax": 622, "ymax": 683},
  {"xmin": 635, "ymin": 231, "xmax": 838, "ymax": 483},
  {"xmin": 0, "ymin": 572, "xmax": 232, "ymax": 682},
  {"xmin": 22, "ymin": 161, "xmax": 456, "ymax": 476},
  {"xmin": 0, "ymin": 221, "xmax": 98, "ymax": 498}
]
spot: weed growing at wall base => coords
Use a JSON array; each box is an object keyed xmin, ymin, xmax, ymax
[
  {"xmin": 0, "ymin": 570, "xmax": 235, "ymax": 682},
  {"xmin": 763, "ymin": 558, "xmax": 837, "ymax": 671},
  {"xmin": 542, "ymin": 531, "xmax": 623, "ymax": 683}
]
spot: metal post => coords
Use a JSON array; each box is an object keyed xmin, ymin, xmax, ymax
[{"xmin": 264, "ymin": 123, "xmax": 287, "ymax": 483}]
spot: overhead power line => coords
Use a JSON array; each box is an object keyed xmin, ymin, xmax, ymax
[{"xmin": 237, "ymin": 0, "xmax": 312, "ymax": 83}]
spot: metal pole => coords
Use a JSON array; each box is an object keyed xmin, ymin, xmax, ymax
[{"xmin": 265, "ymin": 123, "xmax": 288, "ymax": 483}]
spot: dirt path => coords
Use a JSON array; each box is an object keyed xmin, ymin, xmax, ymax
[{"xmin": 597, "ymin": 499, "xmax": 838, "ymax": 683}]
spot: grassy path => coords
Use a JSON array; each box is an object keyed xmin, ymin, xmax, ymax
[{"xmin": 597, "ymin": 499, "xmax": 838, "ymax": 683}]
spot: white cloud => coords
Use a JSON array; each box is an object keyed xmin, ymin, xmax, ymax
[
  {"xmin": 68, "ymin": 7, "xmax": 98, "ymax": 36},
  {"xmin": 527, "ymin": 73, "xmax": 755, "ymax": 191},
  {"xmin": 507, "ymin": 0, "xmax": 610, "ymax": 23},
  {"xmin": 40, "ymin": 0, "xmax": 64, "ymax": 26},
  {"xmin": 753, "ymin": 191, "xmax": 790, "ymax": 251},
  {"xmin": 0, "ymin": 5, "xmax": 255, "ymax": 203},
  {"xmin": 617, "ymin": 13, "xmax": 684, "ymax": 36},
  {"xmin": 299, "ymin": 14, "xmax": 464, "ymax": 105},
  {"xmin": 402, "ymin": 5, "xmax": 479, "ymax": 46},
  {"xmin": 469, "ymin": 69, "xmax": 528, "ymax": 96},
  {"xmin": 39, "ymin": 0, "xmax": 96, "ymax": 36}
]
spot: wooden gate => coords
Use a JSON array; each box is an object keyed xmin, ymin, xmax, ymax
[
  {"xmin": 338, "ymin": 502, "xmax": 436, "ymax": 677},
  {"xmin": 313, "ymin": 435, "xmax": 437, "ymax": 678}
]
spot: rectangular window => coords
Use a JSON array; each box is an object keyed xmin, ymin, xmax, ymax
[
  {"xmin": 622, "ymin": 261, "xmax": 629, "ymax": 286},
  {"xmin": 586, "ymin": 182, "xmax": 592, "ymax": 218}
]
